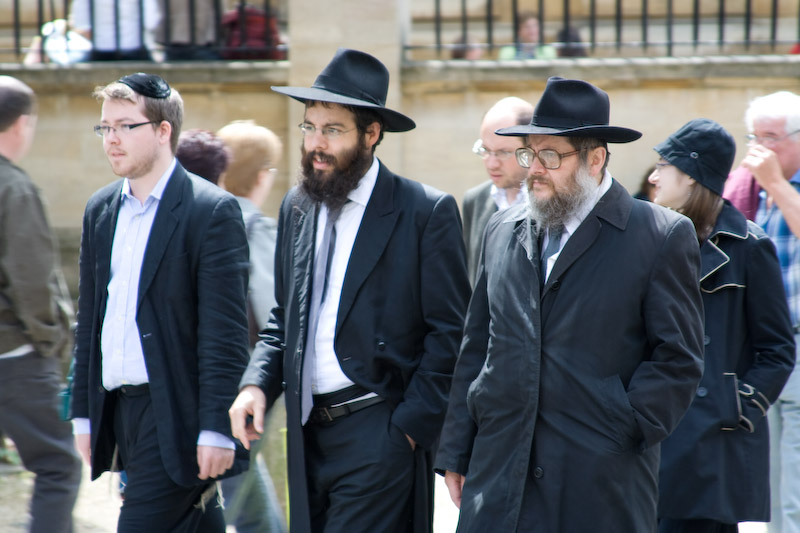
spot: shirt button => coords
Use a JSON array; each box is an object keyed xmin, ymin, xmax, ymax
[
  {"xmin": 533, "ymin": 466, "xmax": 544, "ymax": 479},
  {"xmin": 704, "ymin": 335, "xmax": 711, "ymax": 346},
  {"xmin": 697, "ymin": 387, "xmax": 708, "ymax": 398}
]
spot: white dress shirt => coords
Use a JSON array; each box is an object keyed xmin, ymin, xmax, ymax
[
  {"xmin": 310, "ymin": 157, "xmax": 380, "ymax": 395},
  {"xmin": 70, "ymin": 0, "xmax": 160, "ymax": 51},
  {"xmin": 491, "ymin": 183, "xmax": 526, "ymax": 211}
]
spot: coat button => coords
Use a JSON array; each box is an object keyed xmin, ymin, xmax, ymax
[
  {"xmin": 697, "ymin": 386, "xmax": 708, "ymax": 397},
  {"xmin": 377, "ymin": 341, "xmax": 386, "ymax": 351},
  {"xmin": 704, "ymin": 335, "xmax": 711, "ymax": 346},
  {"xmin": 533, "ymin": 466, "xmax": 544, "ymax": 479},
  {"xmin": 550, "ymin": 281, "xmax": 560, "ymax": 291}
]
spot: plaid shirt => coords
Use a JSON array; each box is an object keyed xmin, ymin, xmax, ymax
[{"xmin": 756, "ymin": 169, "xmax": 800, "ymax": 327}]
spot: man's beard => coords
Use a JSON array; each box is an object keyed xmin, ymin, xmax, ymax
[
  {"xmin": 299, "ymin": 135, "xmax": 373, "ymax": 211},
  {"xmin": 527, "ymin": 162, "xmax": 597, "ymax": 233}
]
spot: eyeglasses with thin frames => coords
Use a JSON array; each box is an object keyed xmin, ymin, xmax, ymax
[
  {"xmin": 515, "ymin": 147, "xmax": 584, "ymax": 170},
  {"xmin": 93, "ymin": 121, "xmax": 158, "ymax": 138},
  {"xmin": 745, "ymin": 130, "xmax": 800, "ymax": 145},
  {"xmin": 298, "ymin": 123, "xmax": 355, "ymax": 140},
  {"xmin": 472, "ymin": 139, "xmax": 515, "ymax": 161}
]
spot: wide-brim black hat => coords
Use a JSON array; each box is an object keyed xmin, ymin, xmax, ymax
[
  {"xmin": 272, "ymin": 48, "xmax": 415, "ymax": 133},
  {"xmin": 496, "ymin": 77, "xmax": 641, "ymax": 143}
]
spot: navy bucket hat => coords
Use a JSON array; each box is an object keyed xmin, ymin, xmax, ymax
[{"xmin": 654, "ymin": 118, "xmax": 736, "ymax": 196}]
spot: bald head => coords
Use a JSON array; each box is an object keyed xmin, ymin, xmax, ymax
[
  {"xmin": 477, "ymin": 97, "xmax": 533, "ymax": 193},
  {"xmin": 0, "ymin": 76, "xmax": 36, "ymax": 132},
  {"xmin": 482, "ymin": 97, "xmax": 534, "ymax": 131}
]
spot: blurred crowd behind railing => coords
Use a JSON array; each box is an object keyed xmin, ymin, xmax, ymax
[
  {"xmin": 3, "ymin": 1, "xmax": 800, "ymax": 65},
  {"xmin": 406, "ymin": 0, "xmax": 800, "ymax": 60},
  {"xmin": 1, "ymin": 0, "xmax": 286, "ymax": 64}
]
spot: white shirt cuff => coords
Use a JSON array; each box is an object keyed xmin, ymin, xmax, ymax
[
  {"xmin": 198, "ymin": 430, "xmax": 235, "ymax": 450},
  {"xmin": 72, "ymin": 417, "xmax": 91, "ymax": 435}
]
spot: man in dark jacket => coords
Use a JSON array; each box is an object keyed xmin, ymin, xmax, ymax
[
  {"xmin": 435, "ymin": 77, "xmax": 705, "ymax": 532},
  {"xmin": 229, "ymin": 49, "xmax": 470, "ymax": 532},
  {"xmin": 71, "ymin": 73, "xmax": 250, "ymax": 532}
]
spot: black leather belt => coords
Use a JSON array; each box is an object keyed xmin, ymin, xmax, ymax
[
  {"xmin": 307, "ymin": 396, "xmax": 384, "ymax": 424},
  {"xmin": 117, "ymin": 384, "xmax": 150, "ymax": 396}
]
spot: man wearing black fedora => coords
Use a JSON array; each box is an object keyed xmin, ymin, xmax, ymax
[
  {"xmin": 435, "ymin": 77, "xmax": 705, "ymax": 532},
  {"xmin": 230, "ymin": 48, "xmax": 470, "ymax": 532}
]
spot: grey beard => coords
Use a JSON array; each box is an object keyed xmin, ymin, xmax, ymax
[{"xmin": 527, "ymin": 164, "xmax": 597, "ymax": 233}]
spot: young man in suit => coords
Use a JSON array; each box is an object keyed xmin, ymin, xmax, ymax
[
  {"xmin": 435, "ymin": 77, "xmax": 705, "ymax": 532},
  {"xmin": 462, "ymin": 96, "xmax": 533, "ymax": 285},
  {"xmin": 229, "ymin": 48, "xmax": 471, "ymax": 532},
  {"xmin": 71, "ymin": 73, "xmax": 251, "ymax": 532}
]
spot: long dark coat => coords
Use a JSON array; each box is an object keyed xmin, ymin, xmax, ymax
[
  {"xmin": 435, "ymin": 181, "xmax": 705, "ymax": 532},
  {"xmin": 658, "ymin": 202, "xmax": 795, "ymax": 523},
  {"xmin": 240, "ymin": 161, "xmax": 471, "ymax": 532}
]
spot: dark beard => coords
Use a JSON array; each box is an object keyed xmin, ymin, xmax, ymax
[
  {"xmin": 299, "ymin": 136, "xmax": 373, "ymax": 211},
  {"xmin": 527, "ymin": 162, "xmax": 597, "ymax": 233}
]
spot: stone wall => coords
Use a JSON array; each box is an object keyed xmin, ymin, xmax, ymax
[{"xmin": 4, "ymin": 54, "xmax": 800, "ymax": 293}]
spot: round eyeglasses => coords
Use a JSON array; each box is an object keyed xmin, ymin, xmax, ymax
[
  {"xmin": 515, "ymin": 147, "xmax": 584, "ymax": 170},
  {"xmin": 472, "ymin": 139, "xmax": 515, "ymax": 160},
  {"xmin": 93, "ymin": 121, "xmax": 157, "ymax": 138},
  {"xmin": 745, "ymin": 130, "xmax": 800, "ymax": 145},
  {"xmin": 298, "ymin": 123, "xmax": 355, "ymax": 140}
]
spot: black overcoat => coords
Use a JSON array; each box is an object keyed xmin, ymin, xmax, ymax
[
  {"xmin": 241, "ymin": 161, "xmax": 471, "ymax": 532},
  {"xmin": 436, "ymin": 180, "xmax": 705, "ymax": 532},
  {"xmin": 658, "ymin": 202, "xmax": 795, "ymax": 523}
]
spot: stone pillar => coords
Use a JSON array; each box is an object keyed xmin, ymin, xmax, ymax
[{"xmin": 284, "ymin": 0, "xmax": 409, "ymax": 176}]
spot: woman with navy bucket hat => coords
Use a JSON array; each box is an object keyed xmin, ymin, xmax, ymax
[{"xmin": 651, "ymin": 119, "xmax": 796, "ymax": 532}]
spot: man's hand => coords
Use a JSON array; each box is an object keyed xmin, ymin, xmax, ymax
[
  {"xmin": 229, "ymin": 385, "xmax": 266, "ymax": 450},
  {"xmin": 444, "ymin": 470, "xmax": 466, "ymax": 509},
  {"xmin": 406, "ymin": 434, "xmax": 416, "ymax": 451},
  {"xmin": 742, "ymin": 144, "xmax": 784, "ymax": 193},
  {"xmin": 197, "ymin": 445, "xmax": 234, "ymax": 480},
  {"xmin": 74, "ymin": 433, "xmax": 91, "ymax": 464}
]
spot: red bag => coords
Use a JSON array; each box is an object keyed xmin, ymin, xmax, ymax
[{"xmin": 221, "ymin": 5, "xmax": 285, "ymax": 60}]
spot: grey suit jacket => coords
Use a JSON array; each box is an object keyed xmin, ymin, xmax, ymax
[{"xmin": 462, "ymin": 180, "xmax": 497, "ymax": 286}]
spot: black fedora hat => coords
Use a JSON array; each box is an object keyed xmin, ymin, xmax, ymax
[
  {"xmin": 496, "ymin": 77, "xmax": 641, "ymax": 143},
  {"xmin": 272, "ymin": 48, "xmax": 415, "ymax": 132}
]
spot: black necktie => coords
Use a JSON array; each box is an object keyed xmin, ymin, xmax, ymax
[{"xmin": 540, "ymin": 225, "xmax": 563, "ymax": 284}]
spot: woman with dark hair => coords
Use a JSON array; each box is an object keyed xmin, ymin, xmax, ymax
[{"xmin": 651, "ymin": 118, "xmax": 796, "ymax": 532}]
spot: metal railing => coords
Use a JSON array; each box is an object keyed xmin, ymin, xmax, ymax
[
  {"xmin": 2, "ymin": 0, "xmax": 286, "ymax": 63},
  {"xmin": 408, "ymin": 0, "xmax": 800, "ymax": 59}
]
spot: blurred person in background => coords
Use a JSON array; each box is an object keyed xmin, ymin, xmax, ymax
[
  {"xmin": 0, "ymin": 75, "xmax": 81, "ymax": 533},
  {"xmin": 650, "ymin": 118, "xmax": 795, "ymax": 533}
]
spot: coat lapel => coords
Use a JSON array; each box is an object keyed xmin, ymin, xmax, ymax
[
  {"xmin": 700, "ymin": 202, "xmax": 748, "ymax": 292},
  {"xmin": 95, "ymin": 185, "xmax": 123, "ymax": 318},
  {"xmin": 336, "ymin": 165, "xmax": 400, "ymax": 336},
  {"xmin": 137, "ymin": 166, "xmax": 183, "ymax": 309},
  {"xmin": 544, "ymin": 180, "xmax": 631, "ymax": 297},
  {"xmin": 292, "ymin": 194, "xmax": 318, "ymax": 338}
]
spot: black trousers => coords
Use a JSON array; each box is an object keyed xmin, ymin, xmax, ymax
[
  {"xmin": 112, "ymin": 385, "xmax": 225, "ymax": 533},
  {"xmin": 303, "ymin": 400, "xmax": 416, "ymax": 532}
]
